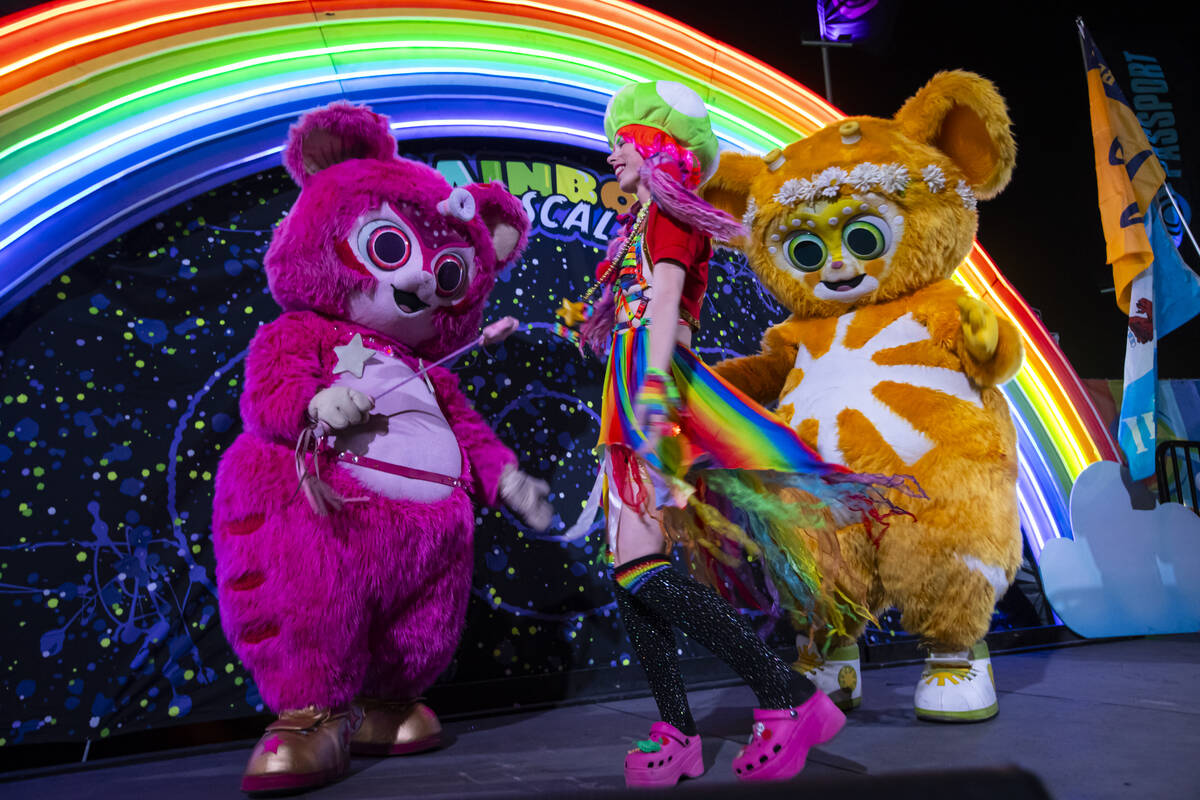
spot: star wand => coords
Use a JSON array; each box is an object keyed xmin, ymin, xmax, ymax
[
  {"xmin": 371, "ymin": 315, "xmax": 520, "ymax": 402},
  {"xmin": 316, "ymin": 316, "xmax": 523, "ymax": 437},
  {"xmin": 296, "ymin": 316, "xmax": 522, "ymax": 515}
]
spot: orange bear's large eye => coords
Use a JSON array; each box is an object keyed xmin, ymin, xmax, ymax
[
  {"xmin": 843, "ymin": 219, "xmax": 887, "ymax": 260},
  {"xmin": 784, "ymin": 232, "xmax": 827, "ymax": 272}
]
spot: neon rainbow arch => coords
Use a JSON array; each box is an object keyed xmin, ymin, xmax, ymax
[{"xmin": 0, "ymin": 0, "xmax": 1118, "ymax": 556}]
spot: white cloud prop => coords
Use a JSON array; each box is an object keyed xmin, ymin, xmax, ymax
[{"xmin": 1039, "ymin": 460, "xmax": 1200, "ymax": 637}]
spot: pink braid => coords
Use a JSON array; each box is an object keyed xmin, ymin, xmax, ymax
[
  {"xmin": 580, "ymin": 286, "xmax": 616, "ymax": 357},
  {"xmin": 640, "ymin": 156, "xmax": 745, "ymax": 242},
  {"xmin": 579, "ymin": 228, "xmax": 629, "ymax": 356}
]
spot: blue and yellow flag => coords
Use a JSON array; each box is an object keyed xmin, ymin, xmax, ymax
[
  {"xmin": 1115, "ymin": 202, "xmax": 1200, "ymax": 479},
  {"xmin": 1078, "ymin": 19, "xmax": 1166, "ymax": 314},
  {"xmin": 1080, "ymin": 20, "xmax": 1200, "ymax": 480}
]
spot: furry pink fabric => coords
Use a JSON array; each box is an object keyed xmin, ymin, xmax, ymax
[
  {"xmin": 430, "ymin": 182, "xmax": 529, "ymax": 354},
  {"xmin": 214, "ymin": 312, "xmax": 516, "ymax": 709},
  {"xmin": 213, "ymin": 102, "xmax": 528, "ymax": 712},
  {"xmin": 267, "ymin": 105, "xmax": 528, "ymax": 358},
  {"xmin": 283, "ymin": 100, "xmax": 396, "ymax": 188}
]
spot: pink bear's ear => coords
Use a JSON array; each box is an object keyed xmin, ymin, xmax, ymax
[
  {"xmin": 282, "ymin": 101, "xmax": 397, "ymax": 187},
  {"xmin": 464, "ymin": 182, "xmax": 530, "ymax": 266}
]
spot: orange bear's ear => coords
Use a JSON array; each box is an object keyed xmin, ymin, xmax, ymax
[
  {"xmin": 701, "ymin": 151, "xmax": 768, "ymax": 230},
  {"xmin": 894, "ymin": 70, "xmax": 1016, "ymax": 200}
]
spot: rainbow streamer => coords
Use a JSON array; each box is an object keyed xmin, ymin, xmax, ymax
[
  {"xmin": 599, "ymin": 326, "xmax": 841, "ymax": 479},
  {"xmin": 552, "ymin": 322, "xmax": 581, "ymax": 345},
  {"xmin": 0, "ymin": 0, "xmax": 1119, "ymax": 558},
  {"xmin": 673, "ymin": 342, "xmax": 846, "ymax": 477}
]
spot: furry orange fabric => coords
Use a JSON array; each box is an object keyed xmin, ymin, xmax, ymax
[{"xmin": 705, "ymin": 71, "xmax": 1023, "ymax": 651}]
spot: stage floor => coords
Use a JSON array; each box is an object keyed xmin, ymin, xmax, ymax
[{"xmin": 3, "ymin": 635, "xmax": 1197, "ymax": 799}]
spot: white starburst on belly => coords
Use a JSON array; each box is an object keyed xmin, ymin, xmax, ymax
[{"xmin": 780, "ymin": 311, "xmax": 982, "ymax": 467}]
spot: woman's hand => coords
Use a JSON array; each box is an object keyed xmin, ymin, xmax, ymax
[
  {"xmin": 637, "ymin": 259, "xmax": 687, "ymax": 457},
  {"xmin": 635, "ymin": 368, "xmax": 678, "ymax": 456},
  {"xmin": 636, "ymin": 412, "xmax": 672, "ymax": 458}
]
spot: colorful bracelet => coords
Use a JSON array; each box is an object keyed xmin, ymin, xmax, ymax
[
  {"xmin": 645, "ymin": 367, "xmax": 680, "ymax": 402},
  {"xmin": 637, "ymin": 367, "xmax": 680, "ymax": 421}
]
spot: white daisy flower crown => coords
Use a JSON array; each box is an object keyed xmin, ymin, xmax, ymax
[{"xmin": 763, "ymin": 161, "xmax": 973, "ymax": 214}]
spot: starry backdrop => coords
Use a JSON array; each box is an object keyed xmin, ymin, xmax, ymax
[{"xmin": 0, "ymin": 140, "xmax": 1046, "ymax": 751}]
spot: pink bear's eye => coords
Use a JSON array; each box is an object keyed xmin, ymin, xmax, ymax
[
  {"xmin": 367, "ymin": 226, "xmax": 411, "ymax": 270},
  {"xmin": 434, "ymin": 253, "xmax": 467, "ymax": 297}
]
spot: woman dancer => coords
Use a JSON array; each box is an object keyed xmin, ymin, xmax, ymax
[{"xmin": 575, "ymin": 81, "xmax": 905, "ymax": 787}]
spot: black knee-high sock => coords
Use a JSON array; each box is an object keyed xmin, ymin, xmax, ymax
[
  {"xmin": 614, "ymin": 584, "xmax": 698, "ymax": 736},
  {"xmin": 614, "ymin": 555, "xmax": 815, "ymax": 710}
]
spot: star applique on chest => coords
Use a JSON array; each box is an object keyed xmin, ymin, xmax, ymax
[
  {"xmin": 779, "ymin": 311, "xmax": 983, "ymax": 467},
  {"xmin": 332, "ymin": 333, "xmax": 377, "ymax": 378}
]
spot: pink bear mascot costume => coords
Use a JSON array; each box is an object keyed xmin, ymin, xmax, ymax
[{"xmin": 211, "ymin": 102, "xmax": 551, "ymax": 794}]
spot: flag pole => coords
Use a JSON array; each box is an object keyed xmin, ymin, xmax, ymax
[{"xmin": 1075, "ymin": 17, "xmax": 1089, "ymax": 68}]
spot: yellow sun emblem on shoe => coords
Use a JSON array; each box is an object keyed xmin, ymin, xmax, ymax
[
  {"xmin": 837, "ymin": 665, "xmax": 857, "ymax": 691},
  {"xmin": 794, "ymin": 652, "xmax": 823, "ymax": 673},
  {"xmin": 923, "ymin": 667, "xmax": 972, "ymax": 686}
]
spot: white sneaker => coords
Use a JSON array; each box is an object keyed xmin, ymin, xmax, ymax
[
  {"xmin": 794, "ymin": 638, "xmax": 861, "ymax": 711},
  {"xmin": 913, "ymin": 641, "xmax": 998, "ymax": 722},
  {"xmin": 969, "ymin": 640, "xmax": 995, "ymax": 687}
]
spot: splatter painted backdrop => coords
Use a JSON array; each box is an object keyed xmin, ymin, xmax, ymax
[{"xmin": 0, "ymin": 141, "xmax": 796, "ymax": 748}]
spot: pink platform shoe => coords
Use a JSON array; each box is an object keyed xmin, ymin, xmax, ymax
[
  {"xmin": 733, "ymin": 691, "xmax": 845, "ymax": 781},
  {"xmin": 624, "ymin": 721, "xmax": 704, "ymax": 788}
]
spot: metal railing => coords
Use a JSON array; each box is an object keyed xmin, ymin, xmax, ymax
[{"xmin": 1155, "ymin": 440, "xmax": 1200, "ymax": 513}]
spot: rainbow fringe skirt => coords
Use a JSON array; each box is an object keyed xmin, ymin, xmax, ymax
[{"xmin": 596, "ymin": 325, "xmax": 920, "ymax": 638}]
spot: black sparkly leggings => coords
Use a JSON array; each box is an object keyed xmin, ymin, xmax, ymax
[{"xmin": 613, "ymin": 554, "xmax": 815, "ymax": 736}]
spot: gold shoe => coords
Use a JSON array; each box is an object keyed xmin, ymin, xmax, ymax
[
  {"xmin": 239, "ymin": 705, "xmax": 364, "ymax": 793},
  {"xmin": 351, "ymin": 697, "xmax": 443, "ymax": 756}
]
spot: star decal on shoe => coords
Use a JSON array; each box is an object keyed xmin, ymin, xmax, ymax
[{"xmin": 262, "ymin": 734, "xmax": 283, "ymax": 754}]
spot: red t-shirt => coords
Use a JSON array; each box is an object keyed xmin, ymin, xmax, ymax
[{"xmin": 596, "ymin": 204, "xmax": 711, "ymax": 324}]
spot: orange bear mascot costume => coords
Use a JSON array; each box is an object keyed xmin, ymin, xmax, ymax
[{"xmin": 704, "ymin": 71, "xmax": 1023, "ymax": 722}]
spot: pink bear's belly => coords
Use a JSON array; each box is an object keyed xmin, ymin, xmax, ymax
[{"xmin": 329, "ymin": 353, "xmax": 462, "ymax": 503}]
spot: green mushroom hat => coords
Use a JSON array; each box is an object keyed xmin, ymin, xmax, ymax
[{"xmin": 603, "ymin": 80, "xmax": 721, "ymax": 186}]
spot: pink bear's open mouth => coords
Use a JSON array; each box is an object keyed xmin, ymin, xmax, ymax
[{"xmin": 392, "ymin": 287, "xmax": 429, "ymax": 313}]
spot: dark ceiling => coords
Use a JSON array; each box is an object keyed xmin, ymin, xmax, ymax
[{"xmin": 640, "ymin": 0, "xmax": 1198, "ymax": 379}]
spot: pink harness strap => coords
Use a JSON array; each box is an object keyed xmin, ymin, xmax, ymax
[{"xmin": 333, "ymin": 449, "xmax": 466, "ymax": 489}]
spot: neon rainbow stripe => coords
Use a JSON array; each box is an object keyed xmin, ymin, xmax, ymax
[{"xmin": 0, "ymin": 0, "xmax": 1118, "ymax": 556}]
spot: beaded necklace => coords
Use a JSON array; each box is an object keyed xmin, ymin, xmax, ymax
[
  {"xmin": 613, "ymin": 219, "xmax": 650, "ymax": 325},
  {"xmin": 581, "ymin": 203, "xmax": 649, "ymax": 305},
  {"xmin": 575, "ymin": 201, "xmax": 700, "ymax": 331}
]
